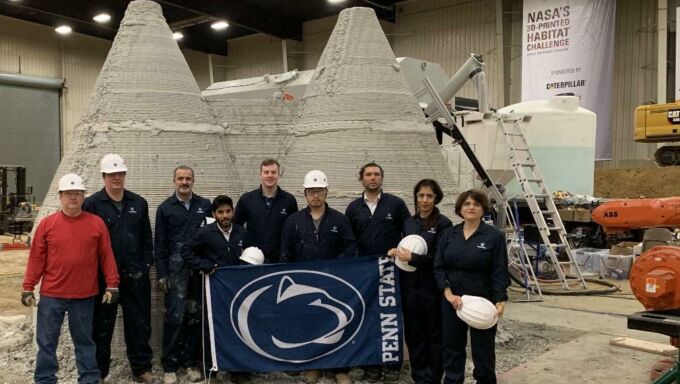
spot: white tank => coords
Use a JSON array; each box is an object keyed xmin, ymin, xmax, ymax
[{"xmin": 459, "ymin": 96, "xmax": 596, "ymax": 197}]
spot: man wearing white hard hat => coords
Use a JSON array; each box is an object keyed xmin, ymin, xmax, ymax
[
  {"xmin": 23, "ymin": 173, "xmax": 119, "ymax": 384},
  {"xmin": 280, "ymin": 170, "xmax": 357, "ymax": 384},
  {"xmin": 83, "ymin": 154, "xmax": 155, "ymax": 383},
  {"xmin": 182, "ymin": 194, "xmax": 253, "ymax": 383}
]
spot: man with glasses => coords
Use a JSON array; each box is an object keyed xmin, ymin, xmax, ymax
[
  {"xmin": 83, "ymin": 154, "xmax": 155, "ymax": 384},
  {"xmin": 280, "ymin": 170, "xmax": 357, "ymax": 384},
  {"xmin": 23, "ymin": 173, "xmax": 119, "ymax": 384}
]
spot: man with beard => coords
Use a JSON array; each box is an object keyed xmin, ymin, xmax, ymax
[
  {"xmin": 345, "ymin": 162, "xmax": 410, "ymax": 383},
  {"xmin": 281, "ymin": 170, "xmax": 357, "ymax": 384},
  {"xmin": 155, "ymin": 166, "xmax": 212, "ymax": 384},
  {"xmin": 233, "ymin": 159, "xmax": 298, "ymax": 264},
  {"xmin": 182, "ymin": 195, "xmax": 251, "ymax": 383},
  {"xmin": 83, "ymin": 154, "xmax": 155, "ymax": 384}
]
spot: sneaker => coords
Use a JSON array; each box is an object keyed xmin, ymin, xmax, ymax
[
  {"xmin": 185, "ymin": 367, "xmax": 203, "ymax": 382},
  {"xmin": 163, "ymin": 372, "xmax": 177, "ymax": 384},
  {"xmin": 302, "ymin": 370, "xmax": 322, "ymax": 384},
  {"xmin": 334, "ymin": 372, "xmax": 352, "ymax": 384},
  {"xmin": 135, "ymin": 371, "xmax": 155, "ymax": 384}
]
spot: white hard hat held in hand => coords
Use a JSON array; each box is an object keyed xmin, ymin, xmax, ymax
[
  {"xmin": 100, "ymin": 153, "xmax": 128, "ymax": 174},
  {"xmin": 303, "ymin": 170, "xmax": 328, "ymax": 189},
  {"xmin": 456, "ymin": 295, "xmax": 498, "ymax": 330},
  {"xmin": 58, "ymin": 173, "xmax": 87, "ymax": 192},
  {"xmin": 395, "ymin": 235, "xmax": 427, "ymax": 272},
  {"xmin": 240, "ymin": 247, "xmax": 265, "ymax": 265}
]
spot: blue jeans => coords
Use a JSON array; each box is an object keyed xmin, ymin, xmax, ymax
[{"xmin": 35, "ymin": 296, "xmax": 99, "ymax": 384}]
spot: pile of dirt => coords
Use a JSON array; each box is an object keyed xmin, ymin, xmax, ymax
[{"xmin": 594, "ymin": 168, "xmax": 680, "ymax": 198}]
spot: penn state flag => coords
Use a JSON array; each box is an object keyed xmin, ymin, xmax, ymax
[{"xmin": 205, "ymin": 256, "xmax": 403, "ymax": 372}]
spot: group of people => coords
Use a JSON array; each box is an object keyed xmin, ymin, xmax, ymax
[{"xmin": 22, "ymin": 154, "xmax": 508, "ymax": 384}]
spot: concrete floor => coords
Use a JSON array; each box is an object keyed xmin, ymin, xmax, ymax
[
  {"xmin": 1, "ymin": 234, "xmax": 673, "ymax": 383},
  {"xmin": 500, "ymin": 282, "xmax": 670, "ymax": 383}
]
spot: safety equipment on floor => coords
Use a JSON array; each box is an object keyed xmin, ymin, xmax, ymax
[
  {"xmin": 100, "ymin": 153, "xmax": 128, "ymax": 174},
  {"xmin": 395, "ymin": 235, "xmax": 428, "ymax": 272},
  {"xmin": 456, "ymin": 295, "xmax": 498, "ymax": 330},
  {"xmin": 58, "ymin": 173, "xmax": 87, "ymax": 192},
  {"xmin": 20, "ymin": 291, "xmax": 36, "ymax": 307},
  {"xmin": 240, "ymin": 246, "xmax": 265, "ymax": 265},
  {"xmin": 303, "ymin": 170, "xmax": 328, "ymax": 189},
  {"xmin": 102, "ymin": 288, "xmax": 119, "ymax": 304}
]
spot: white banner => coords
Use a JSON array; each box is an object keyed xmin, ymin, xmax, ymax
[{"xmin": 522, "ymin": 0, "xmax": 616, "ymax": 160}]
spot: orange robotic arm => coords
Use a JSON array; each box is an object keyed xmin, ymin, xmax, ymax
[{"xmin": 591, "ymin": 197, "xmax": 680, "ymax": 234}]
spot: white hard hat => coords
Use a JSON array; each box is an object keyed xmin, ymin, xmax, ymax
[
  {"xmin": 240, "ymin": 247, "xmax": 265, "ymax": 265},
  {"xmin": 58, "ymin": 173, "xmax": 86, "ymax": 192},
  {"xmin": 100, "ymin": 153, "xmax": 128, "ymax": 174},
  {"xmin": 395, "ymin": 235, "xmax": 428, "ymax": 272},
  {"xmin": 303, "ymin": 170, "xmax": 328, "ymax": 189},
  {"xmin": 456, "ymin": 295, "xmax": 498, "ymax": 330}
]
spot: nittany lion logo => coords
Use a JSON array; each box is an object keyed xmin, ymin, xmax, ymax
[{"xmin": 230, "ymin": 271, "xmax": 365, "ymax": 363}]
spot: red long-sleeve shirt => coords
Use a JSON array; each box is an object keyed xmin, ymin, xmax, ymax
[{"xmin": 23, "ymin": 211, "xmax": 119, "ymax": 298}]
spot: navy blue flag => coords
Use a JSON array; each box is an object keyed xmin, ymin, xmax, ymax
[{"xmin": 205, "ymin": 255, "xmax": 403, "ymax": 372}]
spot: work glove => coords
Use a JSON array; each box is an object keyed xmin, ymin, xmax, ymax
[
  {"xmin": 102, "ymin": 288, "xmax": 119, "ymax": 304},
  {"xmin": 157, "ymin": 278, "xmax": 171, "ymax": 293},
  {"xmin": 21, "ymin": 291, "xmax": 36, "ymax": 307}
]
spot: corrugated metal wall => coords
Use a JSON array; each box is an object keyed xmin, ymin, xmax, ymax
[
  {"xmin": 0, "ymin": 15, "xmax": 226, "ymax": 153},
  {"xmin": 0, "ymin": 0, "xmax": 669, "ymax": 168},
  {"xmin": 392, "ymin": 0, "xmax": 504, "ymax": 109},
  {"xmin": 604, "ymin": 0, "xmax": 659, "ymax": 168}
]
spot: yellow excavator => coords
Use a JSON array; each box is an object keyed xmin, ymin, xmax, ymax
[{"xmin": 635, "ymin": 102, "xmax": 680, "ymax": 166}]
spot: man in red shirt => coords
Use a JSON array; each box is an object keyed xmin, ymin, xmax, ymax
[{"xmin": 22, "ymin": 173, "xmax": 120, "ymax": 384}]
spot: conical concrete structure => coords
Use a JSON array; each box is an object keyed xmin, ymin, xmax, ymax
[
  {"xmin": 37, "ymin": 0, "xmax": 242, "ymax": 358},
  {"xmin": 281, "ymin": 7, "xmax": 458, "ymax": 210},
  {"xmin": 40, "ymin": 0, "xmax": 242, "ymax": 219}
]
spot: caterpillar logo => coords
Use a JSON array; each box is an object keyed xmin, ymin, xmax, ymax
[
  {"xmin": 668, "ymin": 109, "xmax": 680, "ymax": 124},
  {"xmin": 603, "ymin": 211, "xmax": 619, "ymax": 218}
]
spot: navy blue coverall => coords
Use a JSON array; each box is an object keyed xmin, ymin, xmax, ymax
[
  {"xmin": 433, "ymin": 221, "xmax": 508, "ymax": 384},
  {"xmin": 401, "ymin": 213, "xmax": 452, "ymax": 384},
  {"xmin": 344, "ymin": 192, "xmax": 410, "ymax": 256},
  {"xmin": 280, "ymin": 204, "xmax": 358, "ymax": 263},
  {"xmin": 233, "ymin": 186, "xmax": 298, "ymax": 263},
  {"xmin": 154, "ymin": 193, "xmax": 212, "ymax": 373},
  {"xmin": 280, "ymin": 204, "xmax": 357, "ymax": 374},
  {"xmin": 82, "ymin": 188, "xmax": 154, "ymax": 379},
  {"xmin": 182, "ymin": 221, "xmax": 249, "ymax": 372},
  {"xmin": 345, "ymin": 192, "xmax": 410, "ymax": 378}
]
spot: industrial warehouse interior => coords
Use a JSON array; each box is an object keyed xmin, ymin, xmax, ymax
[{"xmin": 1, "ymin": 0, "xmax": 680, "ymax": 383}]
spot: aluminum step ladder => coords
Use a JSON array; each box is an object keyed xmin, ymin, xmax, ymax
[
  {"xmin": 498, "ymin": 114, "xmax": 588, "ymax": 291},
  {"xmin": 421, "ymin": 77, "xmax": 545, "ymax": 299}
]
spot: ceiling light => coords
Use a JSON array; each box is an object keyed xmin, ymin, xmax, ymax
[
  {"xmin": 327, "ymin": 0, "xmax": 347, "ymax": 3},
  {"xmin": 172, "ymin": 32, "xmax": 184, "ymax": 40},
  {"xmin": 211, "ymin": 21, "xmax": 229, "ymax": 30},
  {"xmin": 93, "ymin": 13, "xmax": 111, "ymax": 23},
  {"xmin": 55, "ymin": 25, "xmax": 72, "ymax": 35}
]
